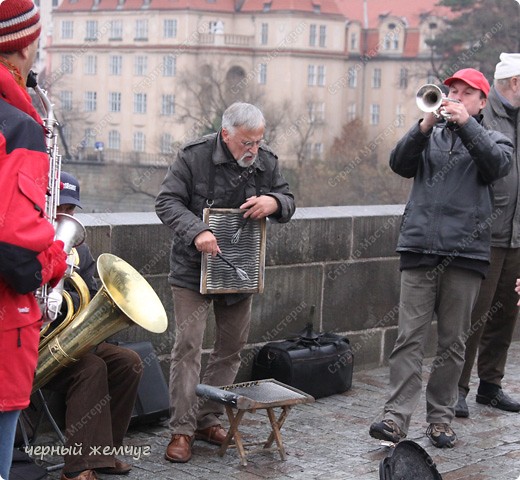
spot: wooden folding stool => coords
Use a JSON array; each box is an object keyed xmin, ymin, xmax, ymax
[{"xmin": 195, "ymin": 379, "xmax": 314, "ymax": 466}]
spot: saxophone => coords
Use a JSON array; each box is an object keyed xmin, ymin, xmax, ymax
[
  {"xmin": 27, "ymin": 71, "xmax": 86, "ymax": 323},
  {"xmin": 26, "ymin": 76, "xmax": 168, "ymax": 391}
]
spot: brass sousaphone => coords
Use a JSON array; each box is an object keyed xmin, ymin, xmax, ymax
[{"xmin": 33, "ymin": 253, "xmax": 168, "ymax": 392}]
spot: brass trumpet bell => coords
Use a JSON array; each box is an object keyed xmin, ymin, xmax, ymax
[{"xmin": 33, "ymin": 253, "xmax": 168, "ymax": 392}]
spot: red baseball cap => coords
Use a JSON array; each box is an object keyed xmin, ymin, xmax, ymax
[{"xmin": 443, "ymin": 68, "xmax": 490, "ymax": 97}]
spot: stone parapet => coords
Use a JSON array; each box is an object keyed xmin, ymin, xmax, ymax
[{"xmin": 76, "ymin": 205, "xmax": 428, "ymax": 380}]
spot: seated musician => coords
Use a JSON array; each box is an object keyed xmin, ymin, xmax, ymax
[{"xmin": 43, "ymin": 172, "xmax": 143, "ymax": 480}]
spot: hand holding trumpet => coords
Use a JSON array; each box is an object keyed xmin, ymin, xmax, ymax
[{"xmin": 417, "ymin": 84, "xmax": 467, "ymax": 132}]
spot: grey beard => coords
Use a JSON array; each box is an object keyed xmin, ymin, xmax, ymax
[{"xmin": 237, "ymin": 154, "xmax": 256, "ymax": 168}]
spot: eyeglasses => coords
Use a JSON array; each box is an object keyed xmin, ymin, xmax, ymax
[{"xmin": 240, "ymin": 139, "xmax": 264, "ymax": 148}]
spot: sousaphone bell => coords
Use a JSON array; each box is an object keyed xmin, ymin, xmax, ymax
[{"xmin": 33, "ymin": 253, "xmax": 168, "ymax": 392}]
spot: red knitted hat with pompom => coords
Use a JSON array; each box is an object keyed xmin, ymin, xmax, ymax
[{"xmin": 0, "ymin": 0, "xmax": 41, "ymax": 53}]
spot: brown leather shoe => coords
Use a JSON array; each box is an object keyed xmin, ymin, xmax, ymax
[
  {"xmin": 95, "ymin": 458, "xmax": 132, "ymax": 475},
  {"xmin": 60, "ymin": 470, "xmax": 98, "ymax": 480},
  {"xmin": 164, "ymin": 433, "xmax": 194, "ymax": 463},
  {"xmin": 195, "ymin": 424, "xmax": 228, "ymax": 446}
]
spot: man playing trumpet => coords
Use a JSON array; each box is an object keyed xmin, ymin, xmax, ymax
[{"xmin": 369, "ymin": 68, "xmax": 513, "ymax": 449}]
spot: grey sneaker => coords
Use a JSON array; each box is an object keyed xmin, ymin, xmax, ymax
[
  {"xmin": 369, "ymin": 419, "xmax": 406, "ymax": 443},
  {"xmin": 426, "ymin": 423, "xmax": 457, "ymax": 448}
]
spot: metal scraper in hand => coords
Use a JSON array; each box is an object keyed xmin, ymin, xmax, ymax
[{"xmin": 216, "ymin": 253, "xmax": 250, "ymax": 281}]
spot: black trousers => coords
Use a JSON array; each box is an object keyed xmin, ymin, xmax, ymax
[{"xmin": 459, "ymin": 247, "xmax": 520, "ymax": 391}]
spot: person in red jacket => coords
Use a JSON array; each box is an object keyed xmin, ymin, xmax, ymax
[{"xmin": 0, "ymin": 1, "xmax": 67, "ymax": 477}]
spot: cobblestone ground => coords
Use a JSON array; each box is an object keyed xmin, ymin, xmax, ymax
[{"xmin": 32, "ymin": 341, "xmax": 520, "ymax": 480}]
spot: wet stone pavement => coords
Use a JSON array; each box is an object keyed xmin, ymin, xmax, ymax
[{"xmin": 31, "ymin": 341, "xmax": 520, "ymax": 480}]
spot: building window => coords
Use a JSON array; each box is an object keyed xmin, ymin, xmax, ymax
[
  {"xmin": 85, "ymin": 20, "xmax": 98, "ymax": 40},
  {"xmin": 61, "ymin": 20, "xmax": 73, "ymax": 39},
  {"xmin": 308, "ymin": 65, "xmax": 325, "ymax": 86},
  {"xmin": 164, "ymin": 19, "xmax": 177, "ymax": 38},
  {"xmin": 314, "ymin": 102, "xmax": 325, "ymax": 123},
  {"xmin": 209, "ymin": 20, "xmax": 224, "ymax": 34},
  {"xmin": 134, "ymin": 56, "xmax": 147, "ymax": 76},
  {"xmin": 350, "ymin": 32, "xmax": 358, "ymax": 50},
  {"xmin": 261, "ymin": 23, "xmax": 268, "ymax": 45},
  {"xmin": 134, "ymin": 93, "xmax": 147, "ymax": 114},
  {"xmin": 319, "ymin": 25, "xmax": 326, "ymax": 47},
  {"xmin": 309, "ymin": 24, "xmax": 316, "ymax": 46},
  {"xmin": 84, "ymin": 91, "xmax": 97, "ymax": 112},
  {"xmin": 370, "ymin": 104, "xmax": 380, "ymax": 125},
  {"xmin": 162, "ymin": 55, "xmax": 176, "ymax": 76},
  {"xmin": 307, "ymin": 102, "xmax": 325, "ymax": 122},
  {"xmin": 396, "ymin": 105, "xmax": 405, "ymax": 127},
  {"xmin": 83, "ymin": 128, "xmax": 96, "ymax": 148},
  {"xmin": 317, "ymin": 65, "xmax": 326, "ymax": 86},
  {"xmin": 307, "ymin": 65, "xmax": 316, "ymax": 86},
  {"xmin": 161, "ymin": 95, "xmax": 175, "ymax": 116},
  {"xmin": 84, "ymin": 55, "xmax": 97, "ymax": 75},
  {"xmin": 135, "ymin": 19, "xmax": 148, "ymax": 40},
  {"xmin": 60, "ymin": 90, "xmax": 73, "ymax": 111},
  {"xmin": 314, "ymin": 143, "xmax": 323, "ymax": 159},
  {"xmin": 347, "ymin": 103, "xmax": 357, "ymax": 121},
  {"xmin": 372, "ymin": 68, "xmax": 382, "ymax": 88},
  {"xmin": 108, "ymin": 130, "xmax": 121, "ymax": 150},
  {"xmin": 110, "ymin": 20, "xmax": 123, "ymax": 40},
  {"xmin": 61, "ymin": 54, "xmax": 74, "ymax": 74},
  {"xmin": 383, "ymin": 25, "xmax": 399, "ymax": 51},
  {"xmin": 399, "ymin": 68, "xmax": 408, "ymax": 89},
  {"xmin": 258, "ymin": 64, "xmax": 267, "ymax": 85},
  {"xmin": 160, "ymin": 133, "xmax": 174, "ymax": 154},
  {"xmin": 348, "ymin": 67, "xmax": 357, "ymax": 88},
  {"xmin": 109, "ymin": 55, "xmax": 122, "ymax": 75},
  {"xmin": 133, "ymin": 132, "xmax": 146, "ymax": 152},
  {"xmin": 108, "ymin": 92, "xmax": 121, "ymax": 112}
]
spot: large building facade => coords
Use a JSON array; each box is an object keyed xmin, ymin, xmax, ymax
[{"xmin": 45, "ymin": 0, "xmax": 450, "ymax": 168}]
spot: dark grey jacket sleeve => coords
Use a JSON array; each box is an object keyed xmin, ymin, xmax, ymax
[
  {"xmin": 389, "ymin": 121, "xmax": 430, "ymax": 178},
  {"xmin": 456, "ymin": 116, "xmax": 513, "ymax": 183},
  {"xmin": 263, "ymin": 161, "xmax": 295, "ymax": 224},
  {"xmin": 155, "ymin": 152, "xmax": 211, "ymax": 247}
]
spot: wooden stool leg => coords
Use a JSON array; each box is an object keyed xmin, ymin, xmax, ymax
[
  {"xmin": 264, "ymin": 405, "xmax": 291, "ymax": 449},
  {"xmin": 265, "ymin": 406, "xmax": 288, "ymax": 460},
  {"xmin": 220, "ymin": 406, "xmax": 249, "ymax": 466}
]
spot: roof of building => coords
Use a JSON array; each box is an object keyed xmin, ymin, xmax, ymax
[
  {"xmin": 56, "ymin": 0, "xmax": 452, "ymax": 23},
  {"xmin": 336, "ymin": 0, "xmax": 453, "ymax": 29},
  {"xmin": 57, "ymin": 0, "xmax": 342, "ymax": 13}
]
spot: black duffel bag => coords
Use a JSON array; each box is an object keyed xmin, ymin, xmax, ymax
[{"xmin": 252, "ymin": 323, "xmax": 354, "ymax": 399}]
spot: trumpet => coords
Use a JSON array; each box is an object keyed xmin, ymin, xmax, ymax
[{"xmin": 416, "ymin": 84, "xmax": 460, "ymax": 119}]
